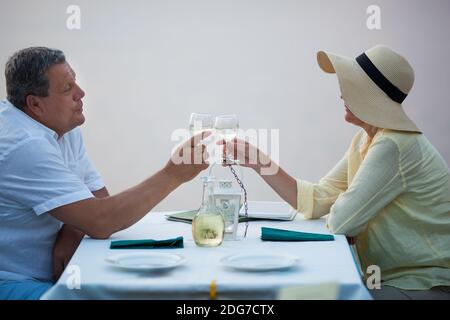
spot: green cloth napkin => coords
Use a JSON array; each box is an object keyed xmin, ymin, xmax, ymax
[
  {"xmin": 261, "ymin": 227, "xmax": 334, "ymax": 242},
  {"xmin": 110, "ymin": 236, "xmax": 184, "ymax": 249}
]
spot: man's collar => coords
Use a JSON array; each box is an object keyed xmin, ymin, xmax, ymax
[{"xmin": 4, "ymin": 99, "xmax": 59, "ymax": 140}]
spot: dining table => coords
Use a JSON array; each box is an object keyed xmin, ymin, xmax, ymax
[{"xmin": 41, "ymin": 205, "xmax": 372, "ymax": 300}]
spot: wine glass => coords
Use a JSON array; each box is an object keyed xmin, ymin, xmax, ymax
[
  {"xmin": 214, "ymin": 114, "xmax": 239, "ymax": 164},
  {"xmin": 214, "ymin": 114, "xmax": 248, "ymax": 238},
  {"xmin": 189, "ymin": 113, "xmax": 214, "ymax": 138}
]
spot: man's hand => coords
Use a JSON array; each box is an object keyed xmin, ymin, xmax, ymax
[{"xmin": 163, "ymin": 131, "xmax": 211, "ymax": 184}]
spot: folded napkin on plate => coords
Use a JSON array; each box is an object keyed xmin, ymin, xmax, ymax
[
  {"xmin": 110, "ymin": 236, "xmax": 184, "ymax": 249},
  {"xmin": 261, "ymin": 227, "xmax": 334, "ymax": 242}
]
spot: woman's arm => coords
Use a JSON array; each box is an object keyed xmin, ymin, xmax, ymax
[
  {"xmin": 326, "ymin": 138, "xmax": 404, "ymax": 236},
  {"xmin": 256, "ymin": 162, "xmax": 298, "ymax": 210},
  {"xmin": 222, "ymin": 138, "xmax": 348, "ymax": 217},
  {"xmin": 220, "ymin": 138, "xmax": 297, "ymax": 208}
]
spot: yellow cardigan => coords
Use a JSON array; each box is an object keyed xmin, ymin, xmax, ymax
[{"xmin": 297, "ymin": 128, "xmax": 450, "ymax": 290}]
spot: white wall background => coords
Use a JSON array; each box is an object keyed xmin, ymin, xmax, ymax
[{"xmin": 1, "ymin": 0, "xmax": 449, "ymax": 211}]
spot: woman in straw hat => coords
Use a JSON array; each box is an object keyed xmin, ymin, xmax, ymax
[{"xmin": 223, "ymin": 45, "xmax": 450, "ymax": 299}]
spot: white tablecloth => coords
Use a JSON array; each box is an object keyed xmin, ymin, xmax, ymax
[{"xmin": 42, "ymin": 212, "xmax": 372, "ymax": 300}]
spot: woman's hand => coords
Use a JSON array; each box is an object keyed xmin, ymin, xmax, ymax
[
  {"xmin": 217, "ymin": 138, "xmax": 273, "ymax": 174},
  {"xmin": 218, "ymin": 137, "xmax": 296, "ymax": 208}
]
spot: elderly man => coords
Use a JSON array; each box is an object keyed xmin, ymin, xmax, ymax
[{"xmin": 0, "ymin": 47, "xmax": 209, "ymax": 299}]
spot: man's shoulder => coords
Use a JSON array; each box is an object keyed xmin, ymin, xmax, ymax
[
  {"xmin": 0, "ymin": 135, "xmax": 54, "ymax": 165},
  {"xmin": 0, "ymin": 100, "xmax": 60, "ymax": 162},
  {"xmin": 0, "ymin": 100, "xmax": 45, "ymax": 142},
  {"xmin": 0, "ymin": 117, "xmax": 34, "ymax": 163},
  {"xmin": 0, "ymin": 120, "xmax": 57, "ymax": 165}
]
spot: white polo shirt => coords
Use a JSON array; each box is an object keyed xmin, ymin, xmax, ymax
[{"xmin": 0, "ymin": 100, "xmax": 104, "ymax": 282}]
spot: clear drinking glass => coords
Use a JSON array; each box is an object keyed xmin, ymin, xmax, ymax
[
  {"xmin": 214, "ymin": 114, "xmax": 239, "ymax": 164},
  {"xmin": 189, "ymin": 113, "xmax": 214, "ymax": 137}
]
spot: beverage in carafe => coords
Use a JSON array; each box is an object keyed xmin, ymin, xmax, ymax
[
  {"xmin": 192, "ymin": 177, "xmax": 225, "ymax": 247},
  {"xmin": 192, "ymin": 213, "xmax": 224, "ymax": 246}
]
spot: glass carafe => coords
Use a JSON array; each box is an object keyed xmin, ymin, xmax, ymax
[{"xmin": 192, "ymin": 177, "xmax": 225, "ymax": 247}]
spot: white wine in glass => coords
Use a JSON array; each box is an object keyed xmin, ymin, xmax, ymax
[
  {"xmin": 214, "ymin": 114, "xmax": 239, "ymax": 141},
  {"xmin": 214, "ymin": 114, "xmax": 239, "ymax": 163},
  {"xmin": 189, "ymin": 113, "xmax": 214, "ymax": 137}
]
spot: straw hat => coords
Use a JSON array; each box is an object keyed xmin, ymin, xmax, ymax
[{"xmin": 317, "ymin": 45, "xmax": 421, "ymax": 133}]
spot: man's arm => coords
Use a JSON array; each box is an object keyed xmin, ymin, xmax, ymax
[
  {"xmin": 50, "ymin": 133, "xmax": 209, "ymax": 239},
  {"xmin": 92, "ymin": 187, "xmax": 110, "ymax": 199},
  {"xmin": 52, "ymin": 187, "xmax": 110, "ymax": 281}
]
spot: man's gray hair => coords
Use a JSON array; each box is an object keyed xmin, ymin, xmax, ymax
[{"xmin": 5, "ymin": 47, "xmax": 66, "ymax": 111}]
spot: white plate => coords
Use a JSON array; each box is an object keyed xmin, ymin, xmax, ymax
[
  {"xmin": 106, "ymin": 252, "xmax": 186, "ymax": 271},
  {"xmin": 220, "ymin": 253, "xmax": 300, "ymax": 271}
]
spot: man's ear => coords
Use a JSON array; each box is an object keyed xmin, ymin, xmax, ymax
[{"xmin": 25, "ymin": 95, "xmax": 44, "ymax": 118}]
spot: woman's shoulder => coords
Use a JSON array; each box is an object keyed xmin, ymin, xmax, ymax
[
  {"xmin": 371, "ymin": 129, "xmax": 434, "ymax": 162},
  {"xmin": 374, "ymin": 129, "xmax": 422, "ymax": 146},
  {"xmin": 349, "ymin": 128, "xmax": 423, "ymax": 156}
]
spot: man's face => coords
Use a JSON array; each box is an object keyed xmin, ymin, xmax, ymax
[{"xmin": 35, "ymin": 62, "xmax": 85, "ymax": 136}]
